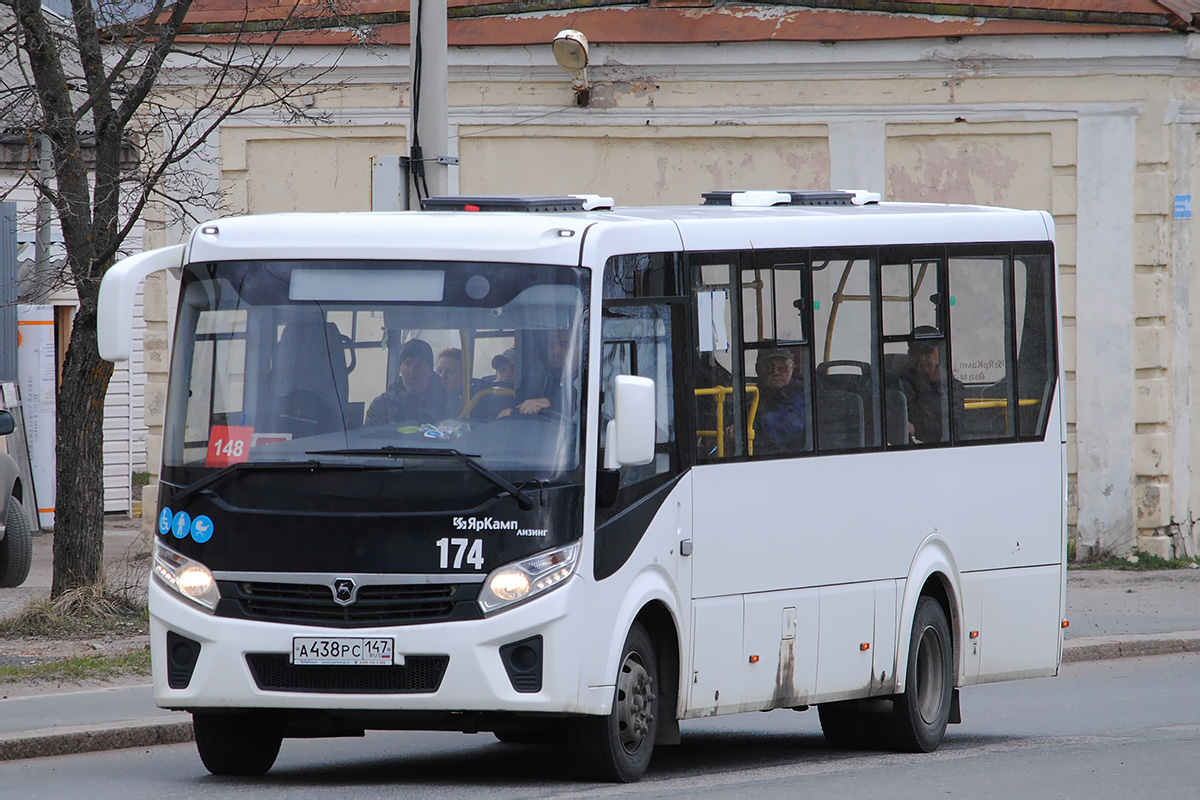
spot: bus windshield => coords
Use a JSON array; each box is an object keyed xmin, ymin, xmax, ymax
[{"xmin": 163, "ymin": 259, "xmax": 589, "ymax": 488}]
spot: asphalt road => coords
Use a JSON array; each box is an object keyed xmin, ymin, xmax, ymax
[{"xmin": 1, "ymin": 652, "xmax": 1197, "ymax": 798}]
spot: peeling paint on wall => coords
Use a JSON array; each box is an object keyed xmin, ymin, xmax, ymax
[{"xmin": 886, "ymin": 134, "xmax": 1051, "ymax": 208}]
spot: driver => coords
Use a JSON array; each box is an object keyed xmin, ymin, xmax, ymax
[
  {"xmin": 366, "ymin": 338, "xmax": 447, "ymax": 426},
  {"xmin": 499, "ymin": 329, "xmax": 573, "ymax": 418}
]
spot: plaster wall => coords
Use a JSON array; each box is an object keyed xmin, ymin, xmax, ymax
[{"xmin": 138, "ymin": 35, "xmax": 1200, "ymax": 556}]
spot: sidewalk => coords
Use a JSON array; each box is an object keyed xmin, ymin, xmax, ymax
[{"xmin": 3, "ymin": 529, "xmax": 1200, "ymax": 762}]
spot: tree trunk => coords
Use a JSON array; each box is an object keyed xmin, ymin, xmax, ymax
[{"xmin": 51, "ymin": 312, "xmax": 112, "ymax": 597}]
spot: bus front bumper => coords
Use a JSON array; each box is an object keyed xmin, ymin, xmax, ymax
[{"xmin": 149, "ymin": 575, "xmax": 612, "ymax": 717}]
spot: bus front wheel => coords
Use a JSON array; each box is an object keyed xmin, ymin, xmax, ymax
[
  {"xmin": 570, "ymin": 622, "xmax": 658, "ymax": 782},
  {"xmin": 890, "ymin": 596, "xmax": 954, "ymax": 752},
  {"xmin": 193, "ymin": 712, "xmax": 283, "ymax": 775}
]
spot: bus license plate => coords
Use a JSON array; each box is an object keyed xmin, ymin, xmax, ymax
[{"xmin": 292, "ymin": 637, "xmax": 398, "ymax": 666}]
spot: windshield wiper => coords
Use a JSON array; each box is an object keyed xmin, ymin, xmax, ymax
[
  {"xmin": 170, "ymin": 459, "xmax": 400, "ymax": 505},
  {"xmin": 308, "ymin": 446, "xmax": 537, "ymax": 510}
]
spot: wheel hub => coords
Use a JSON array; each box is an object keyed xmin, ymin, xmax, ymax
[{"xmin": 616, "ymin": 654, "xmax": 655, "ymax": 754}]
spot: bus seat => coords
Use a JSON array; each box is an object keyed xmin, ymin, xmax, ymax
[
  {"xmin": 885, "ymin": 388, "xmax": 909, "ymax": 445},
  {"xmin": 883, "ymin": 353, "xmax": 908, "ymax": 386},
  {"xmin": 270, "ymin": 320, "xmax": 350, "ymax": 437},
  {"xmin": 816, "ymin": 360, "xmax": 875, "ymax": 445},
  {"xmin": 815, "ymin": 389, "xmax": 864, "ymax": 450}
]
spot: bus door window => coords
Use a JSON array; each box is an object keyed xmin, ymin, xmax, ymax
[
  {"xmin": 690, "ymin": 256, "xmax": 744, "ymax": 460},
  {"xmin": 1013, "ymin": 248, "xmax": 1059, "ymax": 439},
  {"xmin": 948, "ymin": 250, "xmax": 1017, "ymax": 442},
  {"xmin": 881, "ymin": 254, "xmax": 951, "ymax": 446},
  {"xmin": 811, "ymin": 252, "xmax": 881, "ymax": 451},
  {"xmin": 739, "ymin": 255, "xmax": 811, "ymax": 457},
  {"xmin": 597, "ymin": 303, "xmax": 681, "ymax": 524}
]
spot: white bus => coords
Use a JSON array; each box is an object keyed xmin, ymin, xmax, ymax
[{"xmin": 99, "ymin": 190, "xmax": 1065, "ymax": 782}]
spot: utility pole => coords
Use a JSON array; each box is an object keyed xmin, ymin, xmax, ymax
[
  {"xmin": 31, "ymin": 135, "xmax": 52, "ymax": 303},
  {"xmin": 409, "ymin": 0, "xmax": 451, "ymax": 207}
]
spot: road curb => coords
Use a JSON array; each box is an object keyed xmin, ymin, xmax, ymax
[
  {"xmin": 0, "ymin": 717, "xmax": 193, "ymax": 761},
  {"xmin": 1062, "ymin": 632, "xmax": 1200, "ymax": 663}
]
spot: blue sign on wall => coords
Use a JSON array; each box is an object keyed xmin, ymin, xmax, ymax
[{"xmin": 1175, "ymin": 194, "xmax": 1192, "ymax": 220}]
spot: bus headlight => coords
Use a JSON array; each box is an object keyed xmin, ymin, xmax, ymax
[
  {"xmin": 153, "ymin": 539, "xmax": 220, "ymax": 611},
  {"xmin": 478, "ymin": 542, "xmax": 580, "ymax": 615}
]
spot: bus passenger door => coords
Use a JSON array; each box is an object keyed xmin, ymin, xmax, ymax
[{"xmin": 595, "ymin": 300, "xmax": 691, "ymax": 601}]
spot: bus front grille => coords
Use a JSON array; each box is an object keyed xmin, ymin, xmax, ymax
[
  {"xmin": 245, "ymin": 654, "xmax": 450, "ymax": 694},
  {"xmin": 217, "ymin": 581, "xmax": 481, "ymax": 627}
]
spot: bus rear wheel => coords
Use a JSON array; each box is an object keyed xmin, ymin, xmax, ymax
[
  {"xmin": 888, "ymin": 596, "xmax": 953, "ymax": 752},
  {"xmin": 193, "ymin": 712, "xmax": 283, "ymax": 775},
  {"xmin": 569, "ymin": 622, "xmax": 658, "ymax": 782}
]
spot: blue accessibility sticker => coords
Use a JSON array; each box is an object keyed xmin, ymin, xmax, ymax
[
  {"xmin": 171, "ymin": 511, "xmax": 192, "ymax": 539},
  {"xmin": 190, "ymin": 515, "xmax": 214, "ymax": 544},
  {"xmin": 158, "ymin": 507, "xmax": 173, "ymax": 536}
]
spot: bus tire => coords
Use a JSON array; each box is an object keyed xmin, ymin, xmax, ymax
[
  {"xmin": 0, "ymin": 497, "xmax": 33, "ymax": 588},
  {"xmin": 193, "ymin": 712, "xmax": 283, "ymax": 775},
  {"xmin": 890, "ymin": 596, "xmax": 953, "ymax": 753},
  {"xmin": 569, "ymin": 622, "xmax": 658, "ymax": 782}
]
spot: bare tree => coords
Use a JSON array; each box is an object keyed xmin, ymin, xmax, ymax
[{"xmin": 0, "ymin": 0, "xmax": 349, "ymax": 597}]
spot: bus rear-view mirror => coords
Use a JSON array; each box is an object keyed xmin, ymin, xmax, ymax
[{"xmin": 605, "ymin": 375, "xmax": 656, "ymax": 469}]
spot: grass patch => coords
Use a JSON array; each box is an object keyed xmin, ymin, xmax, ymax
[
  {"xmin": 1074, "ymin": 552, "xmax": 1200, "ymax": 571},
  {"xmin": 0, "ymin": 586, "xmax": 149, "ymax": 639},
  {"xmin": 0, "ymin": 647, "xmax": 151, "ymax": 685}
]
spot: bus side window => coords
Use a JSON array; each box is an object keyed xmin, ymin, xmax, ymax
[
  {"xmin": 881, "ymin": 254, "xmax": 949, "ymax": 447},
  {"xmin": 811, "ymin": 252, "xmax": 881, "ymax": 452},
  {"xmin": 1014, "ymin": 250, "xmax": 1058, "ymax": 439},
  {"xmin": 740, "ymin": 258, "xmax": 812, "ymax": 458},
  {"xmin": 949, "ymin": 251, "xmax": 1016, "ymax": 442},
  {"xmin": 597, "ymin": 303, "xmax": 680, "ymax": 524}
]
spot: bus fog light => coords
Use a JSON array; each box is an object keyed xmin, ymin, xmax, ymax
[
  {"xmin": 478, "ymin": 542, "xmax": 580, "ymax": 615},
  {"xmin": 153, "ymin": 539, "xmax": 220, "ymax": 611}
]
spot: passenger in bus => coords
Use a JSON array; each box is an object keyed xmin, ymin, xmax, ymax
[
  {"xmin": 484, "ymin": 350, "xmax": 515, "ymax": 389},
  {"xmin": 499, "ymin": 330, "xmax": 573, "ymax": 418},
  {"xmin": 751, "ymin": 348, "xmax": 807, "ymax": 454},
  {"xmin": 365, "ymin": 338, "xmax": 448, "ymax": 426},
  {"xmin": 897, "ymin": 326, "xmax": 964, "ymax": 443},
  {"xmin": 435, "ymin": 347, "xmax": 472, "ymax": 417}
]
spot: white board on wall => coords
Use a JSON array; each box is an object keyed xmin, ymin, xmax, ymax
[{"xmin": 17, "ymin": 304, "xmax": 55, "ymax": 529}]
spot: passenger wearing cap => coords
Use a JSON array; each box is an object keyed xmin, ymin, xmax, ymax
[
  {"xmin": 897, "ymin": 326, "xmax": 964, "ymax": 443},
  {"xmin": 751, "ymin": 348, "xmax": 807, "ymax": 454},
  {"xmin": 365, "ymin": 338, "xmax": 448, "ymax": 426}
]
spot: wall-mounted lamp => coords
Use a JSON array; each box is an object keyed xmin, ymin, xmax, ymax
[{"xmin": 553, "ymin": 29, "xmax": 590, "ymax": 107}]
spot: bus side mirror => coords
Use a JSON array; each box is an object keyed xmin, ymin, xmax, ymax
[
  {"xmin": 98, "ymin": 244, "xmax": 185, "ymax": 362},
  {"xmin": 0, "ymin": 410, "xmax": 13, "ymax": 436},
  {"xmin": 604, "ymin": 375, "xmax": 655, "ymax": 469}
]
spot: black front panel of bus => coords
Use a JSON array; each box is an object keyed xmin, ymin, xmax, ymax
[{"xmin": 154, "ymin": 473, "xmax": 581, "ymax": 575}]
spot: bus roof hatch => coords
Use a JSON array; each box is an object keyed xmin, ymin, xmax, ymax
[
  {"xmin": 702, "ymin": 190, "xmax": 881, "ymax": 207},
  {"xmin": 422, "ymin": 195, "xmax": 614, "ymax": 212}
]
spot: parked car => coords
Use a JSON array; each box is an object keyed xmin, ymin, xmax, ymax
[{"xmin": 0, "ymin": 409, "xmax": 32, "ymax": 587}]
